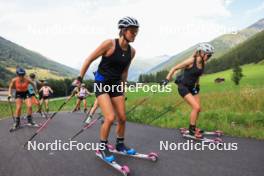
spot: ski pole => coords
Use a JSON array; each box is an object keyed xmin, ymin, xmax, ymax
[
  {"xmin": 7, "ymin": 98, "xmax": 15, "ymax": 123},
  {"xmin": 126, "ymin": 91, "xmax": 157, "ymax": 115},
  {"xmin": 147, "ymin": 100, "xmax": 184, "ymax": 124},
  {"xmin": 23, "ymin": 99, "xmax": 69, "ymax": 148},
  {"xmin": 82, "ymin": 104, "xmax": 93, "ymax": 123},
  {"xmin": 69, "ymin": 114, "xmax": 103, "ymax": 140}
]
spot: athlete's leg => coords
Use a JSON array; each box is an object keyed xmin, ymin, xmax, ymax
[
  {"xmin": 13, "ymin": 98, "xmax": 23, "ymax": 128},
  {"xmin": 25, "ymin": 97, "xmax": 33, "ymax": 116},
  {"xmin": 183, "ymin": 93, "xmax": 201, "ymax": 126},
  {"xmin": 111, "ymin": 95, "xmax": 126, "ymax": 138},
  {"xmin": 45, "ymin": 99, "xmax": 49, "ymax": 113},
  {"xmin": 98, "ymin": 94, "xmax": 115, "ymax": 141},
  {"xmin": 73, "ymin": 99, "xmax": 81, "ymax": 111},
  {"xmin": 34, "ymin": 96, "xmax": 42, "ymax": 112},
  {"xmin": 193, "ymin": 94, "xmax": 201, "ymax": 122},
  {"xmin": 15, "ymin": 98, "xmax": 23, "ymax": 117},
  {"xmin": 83, "ymin": 99, "xmax": 87, "ymax": 111},
  {"xmin": 111, "ymin": 95, "xmax": 135, "ymax": 153},
  {"xmin": 39, "ymin": 98, "xmax": 44, "ymax": 109},
  {"xmin": 89, "ymin": 99, "xmax": 99, "ymax": 116},
  {"xmin": 25, "ymin": 97, "xmax": 37, "ymax": 125},
  {"xmin": 96, "ymin": 94, "xmax": 116, "ymax": 161}
]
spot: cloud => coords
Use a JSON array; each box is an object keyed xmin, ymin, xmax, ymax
[{"xmin": 0, "ymin": 0, "xmax": 233, "ymax": 68}]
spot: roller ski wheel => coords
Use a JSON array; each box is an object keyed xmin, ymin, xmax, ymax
[
  {"xmin": 148, "ymin": 152, "xmax": 159, "ymax": 162},
  {"xmin": 121, "ymin": 165, "xmax": 130, "ymax": 176},
  {"xmin": 213, "ymin": 137, "xmax": 223, "ymax": 144}
]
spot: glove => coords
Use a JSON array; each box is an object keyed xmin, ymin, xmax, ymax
[
  {"xmin": 7, "ymin": 95, "xmax": 12, "ymax": 100},
  {"xmin": 192, "ymin": 84, "xmax": 200, "ymax": 94},
  {"xmin": 160, "ymin": 79, "xmax": 169, "ymax": 86},
  {"xmin": 196, "ymin": 84, "xmax": 200, "ymax": 92}
]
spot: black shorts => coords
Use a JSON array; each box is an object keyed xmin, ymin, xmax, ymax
[
  {"xmin": 15, "ymin": 91, "xmax": 30, "ymax": 99},
  {"xmin": 94, "ymin": 80, "xmax": 124, "ymax": 98},
  {"xmin": 177, "ymin": 84, "xmax": 200, "ymax": 98},
  {"xmin": 78, "ymin": 96, "xmax": 85, "ymax": 100},
  {"xmin": 42, "ymin": 96, "xmax": 50, "ymax": 100},
  {"xmin": 29, "ymin": 93, "xmax": 36, "ymax": 97}
]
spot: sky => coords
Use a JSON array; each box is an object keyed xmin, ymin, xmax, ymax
[{"xmin": 0, "ymin": 0, "xmax": 264, "ymax": 69}]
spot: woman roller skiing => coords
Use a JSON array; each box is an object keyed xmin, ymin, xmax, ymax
[
  {"xmin": 8, "ymin": 67, "xmax": 40, "ymax": 131},
  {"xmin": 69, "ymin": 83, "xmax": 92, "ymax": 113},
  {"xmin": 78, "ymin": 17, "xmax": 139, "ymax": 163},
  {"xmin": 39, "ymin": 82, "xmax": 53, "ymax": 114},
  {"xmin": 161, "ymin": 43, "xmax": 215, "ymax": 138}
]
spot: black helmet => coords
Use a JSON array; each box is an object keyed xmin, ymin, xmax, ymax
[
  {"xmin": 118, "ymin": 16, "xmax": 139, "ymax": 29},
  {"xmin": 29, "ymin": 73, "xmax": 36, "ymax": 79},
  {"xmin": 16, "ymin": 67, "xmax": 26, "ymax": 76}
]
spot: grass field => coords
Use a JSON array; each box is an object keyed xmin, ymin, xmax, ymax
[{"xmin": 0, "ymin": 63, "xmax": 263, "ymax": 139}]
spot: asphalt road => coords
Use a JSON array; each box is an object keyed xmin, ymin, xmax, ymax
[{"xmin": 0, "ymin": 112, "xmax": 264, "ymax": 176}]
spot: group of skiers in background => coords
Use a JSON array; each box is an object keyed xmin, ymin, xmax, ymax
[{"xmin": 7, "ymin": 67, "xmax": 94, "ymax": 130}]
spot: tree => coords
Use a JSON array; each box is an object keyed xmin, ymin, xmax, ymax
[{"xmin": 231, "ymin": 64, "xmax": 243, "ymax": 85}]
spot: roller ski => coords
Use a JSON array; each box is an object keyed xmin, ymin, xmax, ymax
[
  {"xmin": 107, "ymin": 144, "xmax": 158, "ymax": 162},
  {"xmin": 182, "ymin": 133, "xmax": 223, "ymax": 143},
  {"xmin": 25, "ymin": 116, "xmax": 41, "ymax": 128},
  {"xmin": 181, "ymin": 127, "xmax": 223, "ymax": 143},
  {"xmin": 10, "ymin": 123, "xmax": 41, "ymax": 132},
  {"xmin": 180, "ymin": 127, "xmax": 224, "ymax": 137},
  {"xmin": 95, "ymin": 144, "xmax": 130, "ymax": 176},
  {"xmin": 25, "ymin": 121, "xmax": 41, "ymax": 128},
  {"xmin": 9, "ymin": 123, "xmax": 24, "ymax": 132},
  {"xmin": 9, "ymin": 117, "xmax": 41, "ymax": 133}
]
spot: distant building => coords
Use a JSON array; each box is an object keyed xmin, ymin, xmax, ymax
[{"xmin": 214, "ymin": 78, "xmax": 225, "ymax": 83}]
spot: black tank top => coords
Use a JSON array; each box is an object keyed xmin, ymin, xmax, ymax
[
  {"xmin": 181, "ymin": 57, "xmax": 204, "ymax": 86},
  {"xmin": 97, "ymin": 39, "xmax": 132, "ymax": 81}
]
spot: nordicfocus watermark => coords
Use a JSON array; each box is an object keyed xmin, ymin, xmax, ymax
[
  {"xmin": 94, "ymin": 82, "xmax": 172, "ymax": 93},
  {"xmin": 27, "ymin": 140, "xmax": 105, "ymax": 151},
  {"xmin": 160, "ymin": 140, "xmax": 238, "ymax": 151}
]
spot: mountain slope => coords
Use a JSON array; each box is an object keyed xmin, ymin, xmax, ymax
[
  {"xmin": 205, "ymin": 30, "xmax": 264, "ymax": 73},
  {"xmin": 129, "ymin": 55, "xmax": 170, "ymax": 81},
  {"xmin": 148, "ymin": 18, "xmax": 264, "ymax": 73},
  {"xmin": 0, "ymin": 36, "xmax": 78, "ymax": 81}
]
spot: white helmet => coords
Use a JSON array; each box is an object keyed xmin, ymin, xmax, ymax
[
  {"xmin": 196, "ymin": 43, "xmax": 214, "ymax": 54},
  {"xmin": 118, "ymin": 16, "xmax": 139, "ymax": 29}
]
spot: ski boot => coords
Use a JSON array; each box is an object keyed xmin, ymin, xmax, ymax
[
  {"xmin": 116, "ymin": 138, "xmax": 136, "ymax": 155},
  {"xmin": 99, "ymin": 141, "xmax": 116, "ymax": 163}
]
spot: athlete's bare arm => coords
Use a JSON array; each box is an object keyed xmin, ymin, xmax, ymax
[
  {"xmin": 166, "ymin": 56, "xmax": 194, "ymax": 81},
  {"xmin": 80, "ymin": 40, "xmax": 114, "ymax": 78}
]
